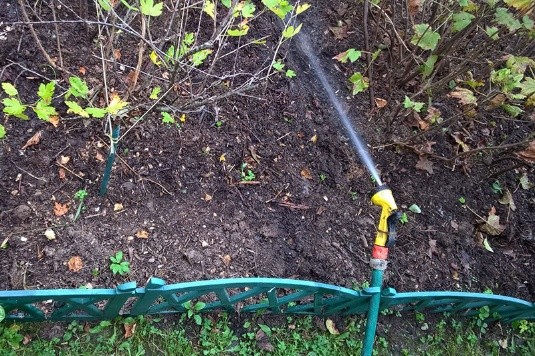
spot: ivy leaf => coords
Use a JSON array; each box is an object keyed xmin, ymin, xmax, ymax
[
  {"xmin": 191, "ymin": 49, "xmax": 213, "ymax": 66},
  {"xmin": 494, "ymin": 7, "xmax": 522, "ymax": 32},
  {"xmin": 139, "ymin": 0, "xmax": 163, "ymax": 17},
  {"xmin": 452, "ymin": 12, "xmax": 475, "ymax": 32},
  {"xmin": 518, "ymin": 77, "xmax": 535, "ymax": 97},
  {"xmin": 65, "ymin": 100, "xmax": 89, "ymax": 118},
  {"xmin": 33, "ymin": 100, "xmax": 57, "ymax": 121},
  {"xmin": 107, "ymin": 95, "xmax": 128, "ymax": 115},
  {"xmin": 411, "ymin": 23, "xmax": 441, "ymax": 51},
  {"xmin": 2, "ymin": 82, "xmax": 18, "ymax": 96},
  {"xmin": 282, "ymin": 24, "xmax": 303, "ymax": 39},
  {"xmin": 2, "ymin": 97, "xmax": 28, "ymax": 119},
  {"xmin": 86, "ymin": 107, "xmax": 108, "ymax": 118},
  {"xmin": 68, "ymin": 76, "xmax": 89, "ymax": 99},
  {"xmin": 349, "ymin": 72, "xmax": 369, "ymax": 95},
  {"xmin": 37, "ymin": 81, "xmax": 56, "ymax": 104},
  {"xmin": 0, "ymin": 124, "xmax": 5, "ymax": 139},
  {"xmin": 161, "ymin": 112, "xmax": 175, "ymax": 124},
  {"xmin": 203, "ymin": 0, "xmax": 216, "ymax": 20}
]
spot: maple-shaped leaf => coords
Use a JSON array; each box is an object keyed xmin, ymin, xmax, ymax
[
  {"xmin": 415, "ymin": 155, "xmax": 434, "ymax": 174},
  {"xmin": 480, "ymin": 206, "xmax": 506, "ymax": 236},
  {"xmin": 140, "ymin": 0, "xmax": 163, "ymax": 17},
  {"xmin": 448, "ymin": 87, "xmax": 477, "ymax": 106},
  {"xmin": 411, "ymin": 23, "xmax": 441, "ymax": 51},
  {"xmin": 107, "ymin": 95, "xmax": 128, "ymax": 115}
]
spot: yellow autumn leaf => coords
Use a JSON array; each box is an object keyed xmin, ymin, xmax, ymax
[
  {"xmin": 219, "ymin": 153, "xmax": 226, "ymax": 162},
  {"xmin": 180, "ymin": 114, "xmax": 186, "ymax": 123},
  {"xmin": 150, "ymin": 50, "xmax": 162, "ymax": 66},
  {"xmin": 107, "ymin": 95, "xmax": 128, "ymax": 115},
  {"xmin": 203, "ymin": 0, "xmax": 215, "ymax": 19}
]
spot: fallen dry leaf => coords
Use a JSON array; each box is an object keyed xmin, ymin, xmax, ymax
[
  {"xmin": 221, "ymin": 254, "xmax": 232, "ymax": 267},
  {"xmin": 375, "ymin": 98, "xmax": 388, "ymax": 108},
  {"xmin": 498, "ymin": 188, "xmax": 516, "ymax": 211},
  {"xmin": 204, "ymin": 193, "xmax": 213, "ymax": 202},
  {"xmin": 255, "ymin": 329, "xmax": 274, "ymax": 352},
  {"xmin": 325, "ymin": 319, "xmax": 340, "ymax": 335},
  {"xmin": 480, "ymin": 206, "xmax": 506, "ymax": 236},
  {"xmin": 68, "ymin": 256, "xmax": 83, "ymax": 272},
  {"xmin": 124, "ymin": 323, "xmax": 137, "ymax": 338},
  {"xmin": 22, "ymin": 335, "xmax": 32, "ymax": 345},
  {"xmin": 49, "ymin": 115, "xmax": 60, "ymax": 127},
  {"xmin": 54, "ymin": 202, "xmax": 69, "ymax": 216},
  {"xmin": 424, "ymin": 106, "xmax": 442, "ymax": 124},
  {"xmin": 448, "ymin": 87, "xmax": 478, "ymax": 106},
  {"xmin": 329, "ymin": 25, "xmax": 349, "ymax": 40},
  {"xmin": 310, "ymin": 134, "xmax": 318, "ymax": 144},
  {"xmin": 415, "ymin": 155, "xmax": 434, "ymax": 174},
  {"xmin": 300, "ymin": 168, "xmax": 313, "ymax": 180},
  {"xmin": 408, "ymin": 0, "xmax": 422, "ymax": 16},
  {"xmin": 451, "ymin": 132, "xmax": 470, "ymax": 152},
  {"xmin": 44, "ymin": 228, "xmax": 56, "ymax": 240},
  {"xmin": 79, "ymin": 66, "xmax": 87, "ymax": 75},
  {"xmin": 59, "ymin": 155, "xmax": 70, "ymax": 165},
  {"xmin": 113, "ymin": 48, "xmax": 122, "ymax": 60},
  {"xmin": 114, "ymin": 203, "xmax": 124, "ymax": 211},
  {"xmin": 58, "ymin": 168, "xmax": 66, "ymax": 180},
  {"xmin": 96, "ymin": 152, "xmax": 105, "ymax": 162},
  {"xmin": 516, "ymin": 140, "xmax": 535, "ymax": 163},
  {"xmin": 22, "ymin": 131, "xmax": 42, "ymax": 149},
  {"xmin": 485, "ymin": 93, "xmax": 506, "ymax": 110},
  {"xmin": 136, "ymin": 229, "xmax": 149, "ymax": 239}
]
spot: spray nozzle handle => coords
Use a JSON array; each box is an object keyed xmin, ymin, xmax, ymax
[{"xmin": 386, "ymin": 211, "xmax": 401, "ymax": 247}]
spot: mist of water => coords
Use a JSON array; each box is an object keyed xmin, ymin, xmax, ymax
[{"xmin": 296, "ymin": 33, "xmax": 383, "ymax": 186}]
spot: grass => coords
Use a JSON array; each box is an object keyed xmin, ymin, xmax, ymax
[{"xmin": 0, "ymin": 313, "xmax": 534, "ymax": 355}]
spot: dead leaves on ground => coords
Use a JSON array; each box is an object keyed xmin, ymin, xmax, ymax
[
  {"xmin": 516, "ymin": 140, "xmax": 535, "ymax": 163},
  {"xmin": 479, "ymin": 207, "xmax": 506, "ymax": 236},
  {"xmin": 22, "ymin": 131, "xmax": 42, "ymax": 149},
  {"xmin": 67, "ymin": 256, "xmax": 83, "ymax": 272},
  {"xmin": 54, "ymin": 202, "xmax": 69, "ymax": 216}
]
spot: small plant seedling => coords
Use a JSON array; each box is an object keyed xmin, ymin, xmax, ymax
[
  {"xmin": 215, "ymin": 120, "xmax": 223, "ymax": 128},
  {"xmin": 349, "ymin": 191, "xmax": 358, "ymax": 201},
  {"xmin": 73, "ymin": 189, "xmax": 88, "ymax": 221},
  {"xmin": 319, "ymin": 173, "xmax": 327, "ymax": 182},
  {"xmin": 458, "ymin": 196, "xmax": 466, "ymax": 204},
  {"xmin": 182, "ymin": 301, "xmax": 206, "ymax": 325},
  {"xmin": 109, "ymin": 251, "xmax": 130, "ymax": 276},
  {"xmin": 403, "ymin": 96, "xmax": 425, "ymax": 113},
  {"xmin": 490, "ymin": 180, "xmax": 503, "ymax": 194},
  {"xmin": 91, "ymin": 268, "xmax": 100, "ymax": 277},
  {"xmin": 399, "ymin": 212, "xmax": 409, "ymax": 224},
  {"xmin": 240, "ymin": 163, "xmax": 255, "ymax": 181}
]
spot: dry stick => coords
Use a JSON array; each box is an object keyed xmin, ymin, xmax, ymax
[
  {"xmin": 363, "ymin": 0, "xmax": 375, "ymax": 109},
  {"xmin": 50, "ymin": 0, "xmax": 64, "ymax": 68},
  {"xmin": 16, "ymin": 0, "xmax": 70, "ymax": 75},
  {"xmin": 126, "ymin": 14, "xmax": 147, "ymax": 101}
]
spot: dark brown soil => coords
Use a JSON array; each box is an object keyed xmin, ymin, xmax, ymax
[{"xmin": 1, "ymin": 1, "xmax": 534, "ymax": 303}]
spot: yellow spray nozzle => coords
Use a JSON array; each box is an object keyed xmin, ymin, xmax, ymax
[{"xmin": 371, "ymin": 185, "xmax": 399, "ymax": 248}]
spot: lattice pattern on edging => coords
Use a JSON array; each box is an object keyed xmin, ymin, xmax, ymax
[{"xmin": 0, "ymin": 278, "xmax": 534, "ymax": 322}]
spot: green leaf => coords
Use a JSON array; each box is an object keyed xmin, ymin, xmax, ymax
[
  {"xmin": 203, "ymin": 0, "xmax": 215, "ymax": 19},
  {"xmin": 504, "ymin": 0, "xmax": 532, "ymax": 12},
  {"xmin": 409, "ymin": 204, "xmax": 422, "ymax": 214},
  {"xmin": 161, "ymin": 112, "xmax": 175, "ymax": 124},
  {"xmin": 68, "ymin": 76, "xmax": 89, "ymax": 99},
  {"xmin": 193, "ymin": 314, "xmax": 202, "ymax": 325},
  {"xmin": 282, "ymin": 23, "xmax": 303, "ymax": 39},
  {"xmin": 149, "ymin": 86, "xmax": 161, "ymax": 99},
  {"xmin": 501, "ymin": 104, "xmax": 523, "ymax": 117},
  {"xmin": 86, "ymin": 107, "xmax": 108, "ymax": 118},
  {"xmin": 333, "ymin": 48, "xmax": 362, "ymax": 63},
  {"xmin": 285, "ymin": 69, "xmax": 296, "ymax": 78},
  {"xmin": 33, "ymin": 100, "xmax": 57, "ymax": 121},
  {"xmin": 259, "ymin": 324, "xmax": 272, "ymax": 336},
  {"xmin": 403, "ymin": 96, "xmax": 425, "ymax": 112},
  {"xmin": 2, "ymin": 82, "xmax": 18, "ymax": 96},
  {"xmin": 97, "ymin": 0, "xmax": 112, "ymax": 11},
  {"xmin": 522, "ymin": 15, "xmax": 534, "ymax": 30},
  {"xmin": 519, "ymin": 77, "xmax": 535, "ymax": 96},
  {"xmin": 228, "ymin": 24, "xmax": 250, "ymax": 36},
  {"xmin": 272, "ymin": 60, "xmax": 285, "ymax": 71},
  {"xmin": 421, "ymin": 55, "xmax": 438, "ymax": 78},
  {"xmin": 221, "ymin": 0, "xmax": 231, "ymax": 8},
  {"xmin": 399, "ymin": 212, "xmax": 409, "ymax": 224},
  {"xmin": 0, "ymin": 124, "xmax": 5, "ymax": 139},
  {"xmin": 241, "ymin": 1, "xmax": 256, "ymax": 18},
  {"xmin": 262, "ymin": 0, "xmax": 293, "ymax": 20},
  {"xmin": 458, "ymin": 0, "xmax": 469, "ymax": 6},
  {"xmin": 65, "ymin": 100, "xmax": 89, "ymax": 118},
  {"xmin": 411, "ymin": 23, "xmax": 441, "ymax": 51},
  {"xmin": 349, "ymin": 72, "xmax": 369, "ymax": 95},
  {"xmin": 115, "ymin": 251, "xmax": 123, "ymax": 262},
  {"xmin": 194, "ymin": 302, "xmax": 206, "ymax": 311},
  {"xmin": 37, "ymin": 81, "xmax": 56, "ymax": 104},
  {"xmin": 183, "ymin": 32, "xmax": 195, "ymax": 46},
  {"xmin": 485, "ymin": 26, "xmax": 499, "ymax": 40},
  {"xmin": 452, "ymin": 12, "xmax": 475, "ymax": 32},
  {"xmin": 296, "ymin": 3, "xmax": 311, "ymax": 15},
  {"xmin": 140, "ymin": 0, "xmax": 163, "ymax": 17},
  {"xmin": 2, "ymin": 97, "xmax": 28, "ymax": 119},
  {"xmin": 191, "ymin": 49, "xmax": 213, "ymax": 66},
  {"xmin": 458, "ymin": 196, "xmax": 466, "ymax": 204},
  {"xmin": 494, "ymin": 7, "xmax": 522, "ymax": 32},
  {"xmin": 0, "ymin": 305, "xmax": 5, "ymax": 321}
]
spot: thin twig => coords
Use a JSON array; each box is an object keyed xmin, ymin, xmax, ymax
[{"xmin": 363, "ymin": 0, "xmax": 375, "ymax": 109}]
